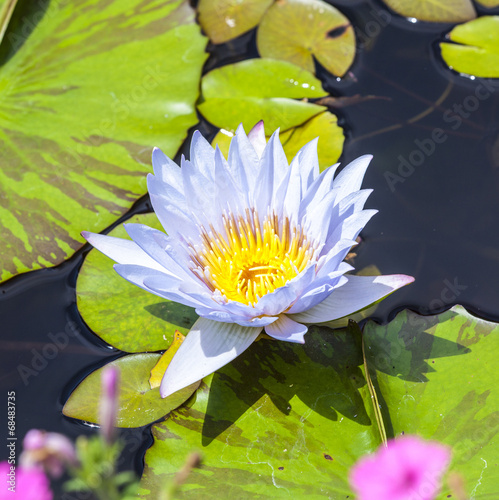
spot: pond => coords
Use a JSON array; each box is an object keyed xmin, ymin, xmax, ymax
[{"xmin": 1, "ymin": 0, "xmax": 499, "ymax": 498}]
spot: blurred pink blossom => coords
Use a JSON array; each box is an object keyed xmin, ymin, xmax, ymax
[
  {"xmin": 0, "ymin": 461, "xmax": 53, "ymax": 500},
  {"xmin": 349, "ymin": 436, "xmax": 451, "ymax": 500},
  {"xmin": 21, "ymin": 429, "xmax": 77, "ymax": 478}
]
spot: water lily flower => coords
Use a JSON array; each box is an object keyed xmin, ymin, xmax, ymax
[
  {"xmin": 349, "ymin": 436, "xmax": 451, "ymax": 500},
  {"xmin": 0, "ymin": 461, "xmax": 53, "ymax": 500},
  {"xmin": 83, "ymin": 123, "xmax": 413, "ymax": 398}
]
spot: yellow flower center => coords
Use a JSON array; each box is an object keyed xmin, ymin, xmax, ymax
[{"xmin": 190, "ymin": 209, "xmax": 316, "ymax": 305}]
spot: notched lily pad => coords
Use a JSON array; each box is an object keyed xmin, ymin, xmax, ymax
[
  {"xmin": 0, "ymin": 0, "xmax": 207, "ymax": 283},
  {"xmin": 198, "ymin": 58, "xmax": 327, "ymax": 132},
  {"xmin": 63, "ymin": 354, "xmax": 200, "ymax": 428},
  {"xmin": 440, "ymin": 16, "xmax": 499, "ymax": 78},
  {"xmin": 381, "ymin": 0, "xmax": 476, "ymax": 23},
  {"xmin": 212, "ymin": 111, "xmax": 344, "ymax": 171},
  {"xmin": 197, "ymin": 0, "xmax": 273, "ymax": 44},
  {"xmin": 77, "ymin": 213, "xmax": 198, "ymax": 353},
  {"xmin": 257, "ymin": 0, "xmax": 356, "ymax": 77}
]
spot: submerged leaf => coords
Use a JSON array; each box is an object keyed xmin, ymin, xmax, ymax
[
  {"xmin": 63, "ymin": 354, "xmax": 199, "ymax": 428},
  {"xmin": 198, "ymin": 58, "xmax": 327, "ymax": 132},
  {"xmin": 381, "ymin": 0, "xmax": 476, "ymax": 23},
  {"xmin": 440, "ymin": 16, "xmax": 499, "ymax": 78},
  {"xmin": 198, "ymin": 0, "xmax": 273, "ymax": 44},
  {"xmin": 257, "ymin": 0, "xmax": 355, "ymax": 77},
  {"xmin": 0, "ymin": 0, "xmax": 207, "ymax": 283},
  {"xmin": 77, "ymin": 213, "xmax": 198, "ymax": 353},
  {"xmin": 212, "ymin": 111, "xmax": 344, "ymax": 171}
]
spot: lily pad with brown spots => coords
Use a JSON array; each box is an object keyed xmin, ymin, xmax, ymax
[{"xmin": 0, "ymin": 0, "xmax": 207, "ymax": 282}]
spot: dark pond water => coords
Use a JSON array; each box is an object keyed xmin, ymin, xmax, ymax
[{"xmin": 1, "ymin": 0, "xmax": 499, "ymax": 495}]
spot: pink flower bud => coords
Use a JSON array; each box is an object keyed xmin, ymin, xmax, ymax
[{"xmin": 99, "ymin": 364, "xmax": 120, "ymax": 443}]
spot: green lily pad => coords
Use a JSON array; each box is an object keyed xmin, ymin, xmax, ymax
[
  {"xmin": 381, "ymin": 0, "xmax": 476, "ymax": 23},
  {"xmin": 440, "ymin": 16, "xmax": 499, "ymax": 78},
  {"xmin": 139, "ymin": 306, "xmax": 499, "ymax": 498},
  {"xmin": 139, "ymin": 326, "xmax": 379, "ymax": 499},
  {"xmin": 475, "ymin": 0, "xmax": 499, "ymax": 6},
  {"xmin": 63, "ymin": 354, "xmax": 200, "ymax": 428},
  {"xmin": 0, "ymin": 0, "xmax": 207, "ymax": 283},
  {"xmin": 77, "ymin": 213, "xmax": 198, "ymax": 353},
  {"xmin": 198, "ymin": 0, "xmax": 273, "ymax": 44},
  {"xmin": 198, "ymin": 58, "xmax": 327, "ymax": 133},
  {"xmin": 212, "ymin": 111, "xmax": 344, "ymax": 172},
  {"xmin": 257, "ymin": 0, "xmax": 355, "ymax": 77},
  {"xmin": 363, "ymin": 305, "xmax": 499, "ymax": 498}
]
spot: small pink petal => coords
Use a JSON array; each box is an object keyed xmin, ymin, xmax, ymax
[{"xmin": 247, "ymin": 120, "xmax": 266, "ymax": 158}]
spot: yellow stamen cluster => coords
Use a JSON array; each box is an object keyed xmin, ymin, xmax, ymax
[{"xmin": 189, "ymin": 209, "xmax": 316, "ymax": 306}]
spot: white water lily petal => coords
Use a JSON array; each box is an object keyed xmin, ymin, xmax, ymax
[
  {"xmin": 247, "ymin": 120, "xmax": 266, "ymax": 158},
  {"xmin": 123, "ymin": 224, "xmax": 194, "ymax": 282},
  {"xmin": 296, "ymin": 137, "xmax": 320, "ymax": 193},
  {"xmin": 151, "ymin": 147, "xmax": 183, "ymax": 190},
  {"xmin": 190, "ymin": 130, "xmax": 216, "ymax": 181},
  {"xmin": 265, "ymin": 315, "xmax": 308, "ymax": 344},
  {"xmin": 329, "ymin": 154, "xmax": 373, "ymax": 204},
  {"xmin": 82, "ymin": 232, "xmax": 168, "ymax": 273},
  {"xmin": 289, "ymin": 274, "xmax": 415, "ymax": 324},
  {"xmin": 160, "ymin": 318, "xmax": 262, "ymax": 398}
]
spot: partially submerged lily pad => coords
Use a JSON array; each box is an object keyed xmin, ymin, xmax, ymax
[
  {"xmin": 197, "ymin": 0, "xmax": 273, "ymax": 44},
  {"xmin": 381, "ymin": 0, "xmax": 476, "ymax": 23},
  {"xmin": 198, "ymin": 58, "xmax": 327, "ymax": 132},
  {"xmin": 63, "ymin": 354, "xmax": 200, "ymax": 428},
  {"xmin": 0, "ymin": 0, "xmax": 207, "ymax": 283},
  {"xmin": 212, "ymin": 111, "xmax": 343, "ymax": 171},
  {"xmin": 440, "ymin": 16, "xmax": 499, "ymax": 78},
  {"xmin": 475, "ymin": 0, "xmax": 499, "ymax": 6},
  {"xmin": 257, "ymin": 0, "xmax": 355, "ymax": 77},
  {"xmin": 139, "ymin": 306, "xmax": 499, "ymax": 498},
  {"xmin": 77, "ymin": 213, "xmax": 198, "ymax": 353}
]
